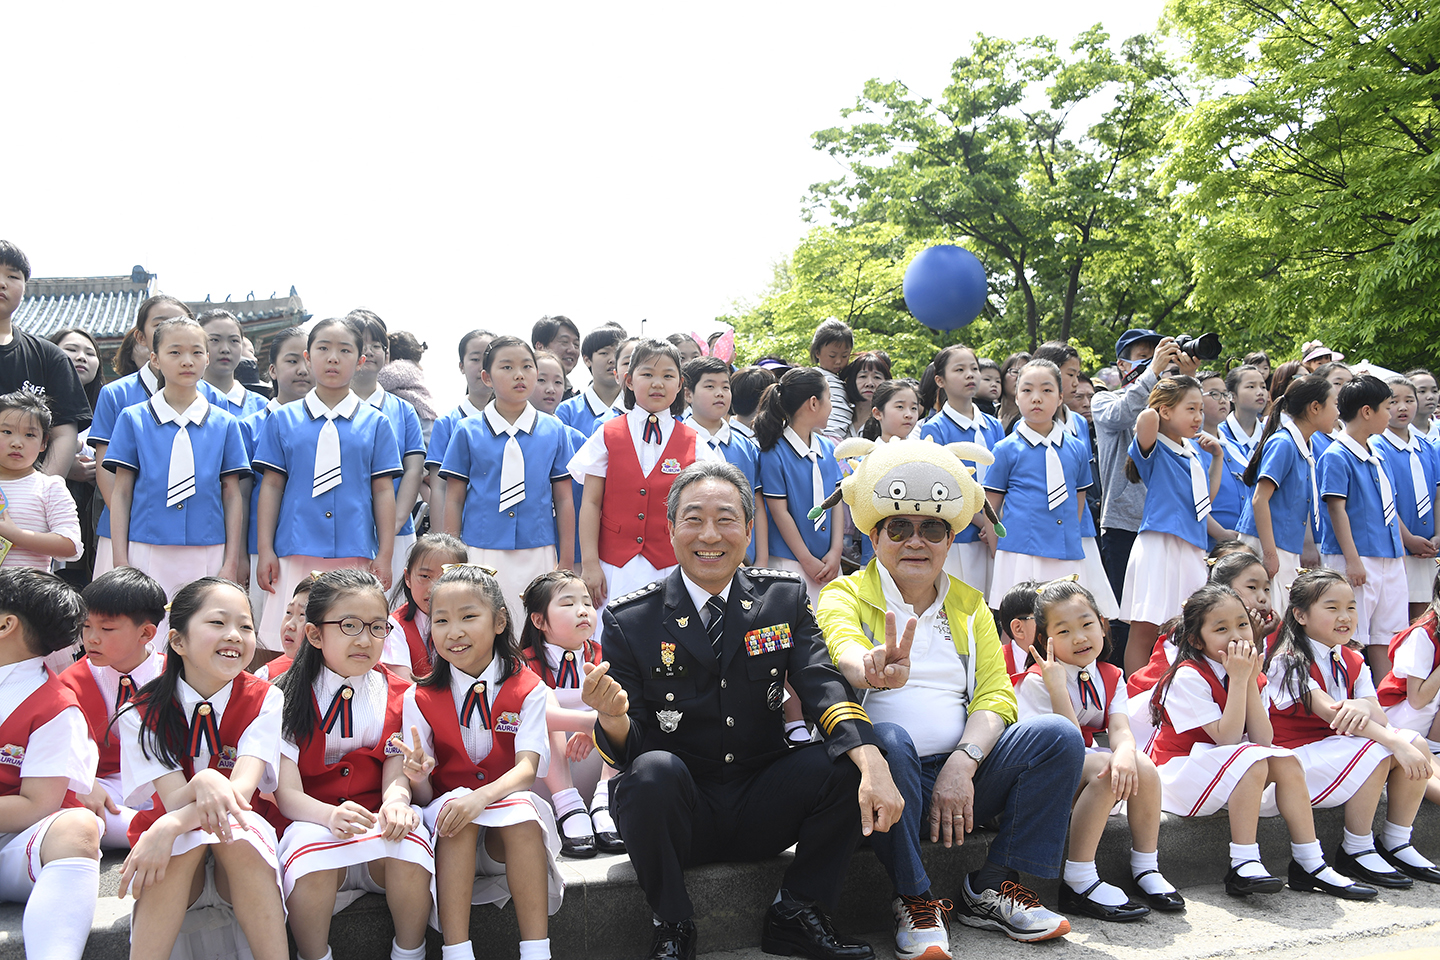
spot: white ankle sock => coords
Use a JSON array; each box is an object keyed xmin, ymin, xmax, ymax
[
  {"xmin": 1382, "ymin": 821, "xmax": 1435, "ymax": 867},
  {"xmin": 24, "ymin": 856, "xmax": 98, "ymax": 960},
  {"xmin": 305, "ymin": 950, "xmax": 332, "ymax": 960},
  {"xmin": 590, "ymin": 804, "xmax": 617, "ymax": 834},
  {"xmin": 552, "ymin": 787, "xmax": 586, "ymax": 818},
  {"xmin": 392, "ymin": 940, "xmax": 426, "ymax": 960},
  {"xmin": 1063, "ymin": 859, "xmax": 1127, "ymax": 906},
  {"xmin": 519, "ymin": 939, "xmax": 552, "ymax": 960},
  {"xmin": 785, "ymin": 720, "xmax": 810, "ymax": 742},
  {"xmin": 1229, "ymin": 842, "xmax": 1269, "ymax": 878},
  {"xmin": 1342, "ymin": 828, "xmax": 1391, "ymax": 872},
  {"xmin": 1292, "ymin": 841, "xmax": 1353, "ymax": 887},
  {"xmin": 441, "ymin": 943, "xmax": 475, "ymax": 960},
  {"xmin": 1130, "ymin": 848, "xmax": 1175, "ymax": 894}
]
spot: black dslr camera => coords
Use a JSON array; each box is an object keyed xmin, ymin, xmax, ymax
[{"xmin": 1174, "ymin": 333, "xmax": 1222, "ymax": 361}]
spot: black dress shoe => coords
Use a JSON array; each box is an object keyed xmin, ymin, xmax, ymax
[
  {"xmin": 648, "ymin": 919, "xmax": 697, "ymax": 960},
  {"xmin": 556, "ymin": 809, "xmax": 596, "ymax": 859},
  {"xmin": 1224, "ymin": 861, "xmax": 1284, "ymax": 897},
  {"xmin": 761, "ymin": 900, "xmax": 875, "ymax": 960},
  {"xmin": 1058, "ymin": 881, "xmax": 1150, "ymax": 922},
  {"xmin": 1287, "ymin": 860, "xmax": 1378, "ymax": 900},
  {"xmin": 594, "ymin": 829, "xmax": 626, "ymax": 854},
  {"xmin": 1131, "ymin": 871, "xmax": 1186, "ymax": 912},
  {"xmin": 1380, "ymin": 843, "xmax": 1440, "ymax": 884},
  {"xmin": 1334, "ymin": 847, "xmax": 1412, "ymax": 888}
]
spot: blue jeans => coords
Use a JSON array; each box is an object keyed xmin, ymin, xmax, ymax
[{"xmin": 869, "ymin": 716, "xmax": 1084, "ymax": 896}]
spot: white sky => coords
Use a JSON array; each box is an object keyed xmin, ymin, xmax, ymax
[{"xmin": 9, "ymin": 1, "xmax": 1164, "ymax": 400}]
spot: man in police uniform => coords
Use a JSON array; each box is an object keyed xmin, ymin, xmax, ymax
[{"xmin": 582, "ymin": 460, "xmax": 904, "ymax": 960}]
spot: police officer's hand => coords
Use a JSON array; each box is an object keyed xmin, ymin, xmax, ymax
[
  {"xmin": 849, "ymin": 744, "xmax": 904, "ymax": 837},
  {"xmin": 861, "ymin": 612, "xmax": 915, "ymax": 690},
  {"xmin": 582, "ymin": 661, "xmax": 629, "ymax": 718}
]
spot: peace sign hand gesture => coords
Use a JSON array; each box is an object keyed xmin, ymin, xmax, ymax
[
  {"xmin": 1038, "ymin": 641, "xmax": 1067, "ymax": 693},
  {"xmin": 861, "ymin": 613, "xmax": 915, "ymax": 690},
  {"xmin": 389, "ymin": 725, "xmax": 435, "ymax": 785}
]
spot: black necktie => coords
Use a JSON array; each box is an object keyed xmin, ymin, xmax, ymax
[
  {"xmin": 705, "ymin": 595, "xmax": 726, "ymax": 656},
  {"xmin": 643, "ymin": 414, "xmax": 662, "ymax": 444}
]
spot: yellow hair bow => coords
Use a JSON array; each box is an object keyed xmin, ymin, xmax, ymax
[
  {"xmin": 1034, "ymin": 573, "xmax": 1080, "ymax": 594},
  {"xmin": 441, "ymin": 562, "xmax": 499, "ymax": 577}
]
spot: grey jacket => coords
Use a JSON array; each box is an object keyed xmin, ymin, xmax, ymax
[{"xmin": 1089, "ymin": 368, "xmax": 1160, "ymax": 533}]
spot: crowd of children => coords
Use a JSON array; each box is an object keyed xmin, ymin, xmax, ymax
[{"xmin": 2, "ymin": 283, "xmax": 1440, "ymax": 960}]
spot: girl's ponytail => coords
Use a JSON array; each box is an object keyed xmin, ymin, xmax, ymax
[
  {"xmin": 1241, "ymin": 374, "xmax": 1331, "ymax": 487},
  {"xmin": 753, "ymin": 368, "xmax": 827, "ymax": 451}
]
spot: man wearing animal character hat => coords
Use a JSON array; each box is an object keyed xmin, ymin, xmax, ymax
[
  {"xmin": 583, "ymin": 459, "xmax": 905, "ymax": 960},
  {"xmin": 816, "ymin": 436, "xmax": 1086, "ymax": 958}
]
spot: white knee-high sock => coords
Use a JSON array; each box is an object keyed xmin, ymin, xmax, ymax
[{"xmin": 24, "ymin": 856, "xmax": 98, "ymax": 960}]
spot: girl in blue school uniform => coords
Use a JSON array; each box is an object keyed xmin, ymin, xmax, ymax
[
  {"xmin": 1119, "ymin": 375, "xmax": 1226, "ymax": 677},
  {"xmin": 1374, "ymin": 375, "xmax": 1440, "ymax": 622},
  {"xmin": 90, "ymin": 295, "xmax": 225, "ymax": 580},
  {"xmin": 253, "ymin": 317, "xmax": 403, "ymax": 650},
  {"xmin": 983, "ymin": 359, "xmax": 1097, "ymax": 609},
  {"xmin": 851, "ymin": 379, "xmax": 922, "ymax": 569},
  {"xmin": 425, "ymin": 329, "xmax": 495, "ymax": 536},
  {"xmin": 1237, "ymin": 374, "xmax": 1338, "ymax": 614},
  {"xmin": 440, "ymin": 335, "xmax": 575, "ymax": 635},
  {"xmin": 1219, "ymin": 365, "xmax": 1269, "ymax": 464},
  {"xmin": 755, "ymin": 367, "xmax": 844, "ymax": 605},
  {"xmin": 919, "ymin": 344, "xmax": 1003, "ymax": 592},
  {"xmin": 105, "ymin": 318, "xmax": 250, "ymax": 602},
  {"xmin": 240, "ymin": 326, "xmax": 312, "ymax": 634},
  {"xmin": 199, "ymin": 309, "xmax": 270, "ymax": 419},
  {"xmin": 1200, "ymin": 370, "xmax": 1253, "ymax": 544}
]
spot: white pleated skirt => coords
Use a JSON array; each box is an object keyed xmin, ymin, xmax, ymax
[
  {"xmin": 467, "ymin": 545, "xmax": 558, "ymax": 643},
  {"xmin": 259, "ymin": 556, "xmax": 370, "ymax": 649},
  {"xmin": 988, "ymin": 551, "xmax": 1085, "ymax": 609},
  {"xmin": 767, "ymin": 557, "xmax": 826, "ymax": 607},
  {"xmin": 1120, "ymin": 531, "xmax": 1206, "ymax": 626},
  {"xmin": 1237, "ymin": 535, "xmax": 1300, "ymax": 616},
  {"xmin": 943, "ymin": 540, "xmax": 994, "ymax": 598},
  {"xmin": 1154, "ymin": 742, "xmax": 1290, "ymax": 818},
  {"xmin": 1406, "ymin": 555, "xmax": 1437, "ymax": 603},
  {"xmin": 1082, "ymin": 537, "xmax": 1120, "ymax": 619},
  {"xmin": 1385, "ymin": 697, "xmax": 1440, "ymax": 746},
  {"xmin": 277, "ymin": 811, "xmax": 434, "ymax": 907},
  {"xmin": 1271, "ymin": 736, "xmax": 1390, "ymax": 811}
]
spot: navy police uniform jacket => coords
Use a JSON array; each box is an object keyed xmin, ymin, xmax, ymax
[{"xmin": 594, "ymin": 566, "xmax": 877, "ymax": 782}]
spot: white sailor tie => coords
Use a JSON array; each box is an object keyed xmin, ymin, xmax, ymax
[
  {"xmin": 1339, "ymin": 434, "xmax": 1397, "ymax": 529},
  {"xmin": 1165, "ymin": 435, "xmax": 1212, "ymax": 523},
  {"xmin": 1283, "ymin": 418, "xmax": 1322, "ymax": 532},
  {"xmin": 486, "ymin": 402, "xmax": 536, "ymax": 512},
  {"xmin": 149, "ymin": 394, "xmax": 208, "ymax": 508},
  {"xmin": 1386, "ymin": 429, "xmax": 1431, "ymax": 520},
  {"xmin": 786, "ymin": 426, "xmax": 827, "ymax": 531},
  {"xmin": 307, "ymin": 390, "xmax": 359, "ymax": 499},
  {"xmin": 1019, "ymin": 423, "xmax": 1067, "ymax": 511}
]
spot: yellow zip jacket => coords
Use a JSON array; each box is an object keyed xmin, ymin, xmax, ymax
[{"xmin": 816, "ymin": 560, "xmax": 1018, "ymax": 725}]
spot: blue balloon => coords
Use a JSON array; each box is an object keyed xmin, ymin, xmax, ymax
[{"xmin": 902, "ymin": 245, "xmax": 988, "ymax": 330}]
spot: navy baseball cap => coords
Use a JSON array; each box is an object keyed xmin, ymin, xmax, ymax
[{"xmin": 1115, "ymin": 329, "xmax": 1162, "ymax": 361}]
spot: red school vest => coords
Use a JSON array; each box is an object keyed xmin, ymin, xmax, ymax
[
  {"xmin": 597, "ymin": 416, "xmax": 696, "ymax": 569},
  {"xmin": 1150, "ymin": 660, "xmax": 1267, "ymax": 766},
  {"xmin": 1269, "ymin": 645, "xmax": 1365, "ymax": 749},
  {"xmin": 0, "ymin": 674, "xmax": 84, "ymax": 800},
  {"xmin": 412, "ymin": 666, "xmax": 542, "ymax": 795},
  {"xmin": 1377, "ymin": 617, "xmax": 1438, "ymax": 708},
  {"xmin": 1024, "ymin": 661, "xmax": 1121, "ymax": 747},
  {"xmin": 1127, "ymin": 633, "xmax": 1172, "ymax": 698},
  {"xmin": 265, "ymin": 655, "xmax": 294, "ymax": 679},
  {"xmin": 523, "ymin": 639, "xmax": 601, "ymax": 690},
  {"xmin": 1003, "ymin": 643, "xmax": 1020, "ymax": 684},
  {"xmin": 58, "ymin": 660, "xmax": 122, "ymax": 780},
  {"xmin": 392, "ymin": 604, "xmax": 432, "ymax": 678},
  {"xmin": 126, "ymin": 673, "xmax": 271, "ymax": 847}
]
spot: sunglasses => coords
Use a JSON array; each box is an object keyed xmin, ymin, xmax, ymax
[{"xmin": 882, "ymin": 517, "xmax": 952, "ymax": 543}]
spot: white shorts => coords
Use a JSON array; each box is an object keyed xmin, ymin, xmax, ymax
[
  {"xmin": 277, "ymin": 813, "xmax": 433, "ymax": 908},
  {"xmin": 0, "ymin": 809, "xmax": 69, "ymax": 902},
  {"xmin": 259, "ymin": 556, "xmax": 370, "ymax": 649},
  {"xmin": 467, "ymin": 545, "xmax": 558, "ymax": 642},
  {"xmin": 1321, "ymin": 555, "xmax": 1408, "ymax": 644},
  {"xmin": 95, "ymin": 773, "xmax": 143, "ymax": 850},
  {"xmin": 1154, "ymin": 742, "xmax": 1291, "ymax": 818},
  {"xmin": 767, "ymin": 557, "xmax": 825, "ymax": 608},
  {"xmin": 1405, "ymin": 555, "xmax": 1437, "ymax": 603},
  {"xmin": 392, "ymin": 532, "xmax": 417, "ymax": 600},
  {"xmin": 988, "ymin": 551, "xmax": 1086, "ymax": 609},
  {"xmin": 1238, "ymin": 535, "xmax": 1300, "ymax": 616},
  {"xmin": 422, "ymin": 788, "xmax": 564, "ymax": 922},
  {"xmin": 943, "ymin": 540, "xmax": 993, "ymax": 599},
  {"xmin": 1121, "ymin": 532, "xmax": 1206, "ymax": 626}
]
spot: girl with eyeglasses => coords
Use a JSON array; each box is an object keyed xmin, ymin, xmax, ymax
[{"xmin": 1199, "ymin": 370, "xmax": 1251, "ymax": 547}]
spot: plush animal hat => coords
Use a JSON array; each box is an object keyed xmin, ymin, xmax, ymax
[{"xmin": 809, "ymin": 436, "xmax": 1005, "ymax": 539}]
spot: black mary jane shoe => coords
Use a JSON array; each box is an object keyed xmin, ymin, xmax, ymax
[
  {"xmin": 1224, "ymin": 861, "xmax": 1284, "ymax": 897},
  {"xmin": 760, "ymin": 900, "xmax": 875, "ymax": 960},
  {"xmin": 1287, "ymin": 860, "xmax": 1378, "ymax": 900},
  {"xmin": 649, "ymin": 919, "xmax": 697, "ymax": 960},
  {"xmin": 1131, "ymin": 870, "xmax": 1186, "ymax": 912},
  {"xmin": 594, "ymin": 829, "xmax": 626, "ymax": 854},
  {"xmin": 556, "ymin": 809, "xmax": 596, "ymax": 859},
  {"xmin": 1058, "ymin": 880, "xmax": 1150, "ymax": 922},
  {"xmin": 1334, "ymin": 847, "xmax": 1412, "ymax": 889},
  {"xmin": 1379, "ymin": 843, "xmax": 1440, "ymax": 884}
]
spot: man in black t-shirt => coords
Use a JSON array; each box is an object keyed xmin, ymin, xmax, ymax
[{"xmin": 0, "ymin": 242, "xmax": 90, "ymax": 476}]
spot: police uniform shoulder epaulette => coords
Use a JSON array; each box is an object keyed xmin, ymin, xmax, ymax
[
  {"xmin": 609, "ymin": 580, "xmax": 663, "ymax": 608},
  {"xmin": 746, "ymin": 567, "xmax": 803, "ymax": 581}
]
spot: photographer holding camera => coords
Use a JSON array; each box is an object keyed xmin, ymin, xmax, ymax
[{"xmin": 1090, "ymin": 330, "xmax": 1203, "ymax": 672}]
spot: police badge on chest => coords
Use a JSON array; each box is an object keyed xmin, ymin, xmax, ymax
[{"xmin": 656, "ymin": 709, "xmax": 683, "ymax": 733}]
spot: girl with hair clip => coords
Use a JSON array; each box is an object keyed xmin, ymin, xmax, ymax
[
  {"xmin": 253, "ymin": 318, "xmax": 403, "ymax": 651},
  {"xmin": 271, "ymin": 570, "xmax": 434, "ymax": 960},
  {"xmin": 1017, "ymin": 579, "xmax": 1179, "ymax": 921},
  {"xmin": 1199, "ymin": 370, "xmax": 1252, "ymax": 546},
  {"xmin": 1219, "ymin": 365, "xmax": 1269, "ymax": 463},
  {"xmin": 1237, "ymin": 374, "xmax": 1338, "ymax": 615},
  {"xmin": 106, "ymin": 320, "xmax": 250, "ymax": 601},
  {"xmin": 1263, "ymin": 568, "xmax": 1439, "ymax": 888},
  {"xmin": 569, "ymin": 339, "xmax": 708, "ymax": 613},
  {"xmin": 1119, "ymin": 375, "xmax": 1227, "ymax": 677},
  {"xmin": 1148, "ymin": 584, "xmax": 1374, "ymax": 901},
  {"xmin": 519, "ymin": 570, "xmax": 623, "ymax": 859},
  {"xmin": 255, "ymin": 576, "xmax": 315, "ymax": 681},
  {"xmin": 842, "ymin": 351, "xmax": 891, "ymax": 438},
  {"xmin": 1126, "ymin": 547, "xmax": 1273, "ymax": 753},
  {"xmin": 920, "ymin": 345, "xmax": 1003, "ymax": 592},
  {"xmin": 396, "ymin": 565, "xmax": 563, "ymax": 960},
  {"xmin": 984, "ymin": 359, "xmax": 1098, "ymax": 610},
  {"xmin": 755, "ymin": 367, "xmax": 844, "ymax": 604},
  {"xmin": 425, "ymin": 329, "xmax": 496, "ymax": 537},
  {"xmin": 1373, "ymin": 376, "xmax": 1440, "ymax": 621},
  {"xmin": 240, "ymin": 326, "xmax": 312, "ymax": 629},
  {"xmin": 439, "ymin": 335, "xmax": 576, "ymax": 635},
  {"xmin": 117, "ymin": 577, "xmax": 289, "ymax": 960},
  {"xmin": 1378, "ymin": 569, "xmax": 1440, "ymax": 806},
  {"xmin": 385, "ymin": 533, "xmax": 468, "ymax": 682}
]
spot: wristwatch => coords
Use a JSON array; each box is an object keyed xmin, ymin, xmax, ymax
[{"xmin": 957, "ymin": 742, "xmax": 984, "ymax": 764}]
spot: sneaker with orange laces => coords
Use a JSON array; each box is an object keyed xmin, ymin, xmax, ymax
[
  {"xmin": 954, "ymin": 876, "xmax": 1069, "ymax": 942},
  {"xmin": 891, "ymin": 895, "xmax": 952, "ymax": 960}
]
